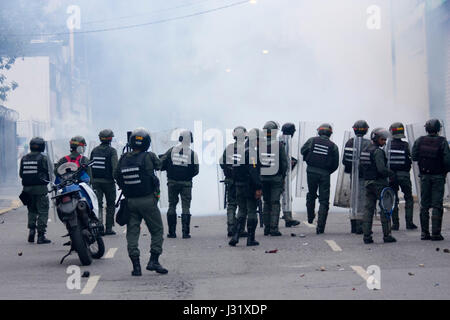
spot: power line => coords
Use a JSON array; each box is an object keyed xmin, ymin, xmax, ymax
[
  {"xmin": 82, "ymin": 0, "xmax": 220, "ymax": 25},
  {"xmin": 7, "ymin": 0, "xmax": 250, "ymax": 37}
]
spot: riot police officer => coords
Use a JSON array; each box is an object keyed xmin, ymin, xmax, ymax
[
  {"xmin": 19, "ymin": 137, "xmax": 51, "ymax": 244},
  {"xmin": 342, "ymin": 120, "xmax": 371, "ymax": 234},
  {"xmin": 280, "ymin": 123, "xmax": 300, "ymax": 227},
  {"xmin": 114, "ymin": 128, "xmax": 167, "ymax": 276},
  {"xmin": 55, "ymin": 136, "xmax": 91, "ymax": 180},
  {"xmin": 90, "ymin": 129, "xmax": 118, "ymax": 235},
  {"xmin": 220, "ymin": 126, "xmax": 248, "ymax": 237},
  {"xmin": 160, "ymin": 130, "xmax": 199, "ymax": 239},
  {"xmin": 387, "ymin": 123, "xmax": 417, "ymax": 230},
  {"xmin": 228, "ymin": 128, "xmax": 262, "ymax": 246},
  {"xmin": 360, "ymin": 128, "xmax": 396, "ymax": 244},
  {"xmin": 300, "ymin": 124, "xmax": 339, "ymax": 234},
  {"xmin": 412, "ymin": 119, "xmax": 450, "ymax": 241},
  {"xmin": 260, "ymin": 121, "xmax": 288, "ymax": 236}
]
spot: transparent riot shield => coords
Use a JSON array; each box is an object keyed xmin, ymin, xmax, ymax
[
  {"xmin": 333, "ymin": 131, "xmax": 352, "ymax": 208},
  {"xmin": 217, "ymin": 164, "xmax": 226, "ymax": 210},
  {"xmin": 44, "ymin": 141, "xmax": 57, "ymax": 221},
  {"xmin": 295, "ymin": 121, "xmax": 328, "ymax": 197},
  {"xmin": 150, "ymin": 129, "xmax": 181, "ymax": 209},
  {"xmin": 281, "ymin": 134, "xmax": 293, "ymax": 212},
  {"xmin": 406, "ymin": 121, "xmax": 450, "ymax": 204},
  {"xmin": 350, "ymin": 136, "xmax": 364, "ymax": 218}
]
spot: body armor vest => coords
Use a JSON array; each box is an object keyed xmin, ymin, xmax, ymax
[
  {"xmin": 305, "ymin": 137, "xmax": 334, "ymax": 170},
  {"xmin": 21, "ymin": 153, "xmax": 49, "ymax": 186},
  {"xmin": 388, "ymin": 139, "xmax": 411, "ymax": 172},
  {"xmin": 361, "ymin": 145, "xmax": 386, "ymax": 180},
  {"xmin": 118, "ymin": 152, "xmax": 153, "ymax": 198},
  {"xmin": 91, "ymin": 146, "xmax": 113, "ymax": 179},
  {"xmin": 417, "ymin": 136, "xmax": 446, "ymax": 175},
  {"xmin": 167, "ymin": 147, "xmax": 196, "ymax": 181}
]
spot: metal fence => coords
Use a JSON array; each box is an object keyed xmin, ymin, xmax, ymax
[{"xmin": 0, "ymin": 105, "xmax": 19, "ymax": 185}]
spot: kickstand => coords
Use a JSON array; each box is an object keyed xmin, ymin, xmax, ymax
[{"xmin": 60, "ymin": 248, "xmax": 73, "ymax": 264}]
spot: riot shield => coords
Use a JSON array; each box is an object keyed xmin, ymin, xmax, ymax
[
  {"xmin": 333, "ymin": 131, "xmax": 352, "ymax": 208},
  {"xmin": 350, "ymin": 136, "xmax": 365, "ymax": 219},
  {"xmin": 149, "ymin": 129, "xmax": 181, "ymax": 209},
  {"xmin": 217, "ymin": 164, "xmax": 226, "ymax": 210},
  {"xmin": 281, "ymin": 134, "xmax": 293, "ymax": 212},
  {"xmin": 406, "ymin": 121, "xmax": 450, "ymax": 203},
  {"xmin": 295, "ymin": 121, "xmax": 327, "ymax": 197}
]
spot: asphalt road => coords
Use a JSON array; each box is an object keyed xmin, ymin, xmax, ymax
[{"xmin": 1, "ymin": 204, "xmax": 450, "ymax": 300}]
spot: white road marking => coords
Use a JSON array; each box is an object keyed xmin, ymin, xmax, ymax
[
  {"xmin": 325, "ymin": 240, "xmax": 342, "ymax": 252},
  {"xmin": 302, "ymin": 221, "xmax": 316, "ymax": 228},
  {"xmin": 80, "ymin": 275, "xmax": 101, "ymax": 295},
  {"xmin": 351, "ymin": 265, "xmax": 369, "ymax": 281},
  {"xmin": 104, "ymin": 248, "xmax": 118, "ymax": 259}
]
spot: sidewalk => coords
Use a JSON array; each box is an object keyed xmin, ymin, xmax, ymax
[{"xmin": 0, "ymin": 184, "xmax": 22, "ymax": 215}]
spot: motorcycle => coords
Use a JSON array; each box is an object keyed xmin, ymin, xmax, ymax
[{"xmin": 50, "ymin": 161, "xmax": 105, "ymax": 266}]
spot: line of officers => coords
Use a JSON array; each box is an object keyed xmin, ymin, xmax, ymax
[
  {"xmin": 18, "ymin": 118, "xmax": 450, "ymax": 275},
  {"xmin": 221, "ymin": 119, "xmax": 450, "ymax": 246},
  {"xmin": 19, "ymin": 128, "xmax": 199, "ymax": 276}
]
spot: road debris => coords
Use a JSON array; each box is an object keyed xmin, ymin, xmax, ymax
[
  {"xmin": 320, "ymin": 266, "xmax": 326, "ymax": 272},
  {"xmin": 291, "ymin": 233, "xmax": 296, "ymax": 237},
  {"xmin": 443, "ymin": 249, "xmax": 450, "ymax": 253},
  {"xmin": 436, "ymin": 248, "xmax": 440, "ymax": 252},
  {"xmin": 265, "ymin": 249, "xmax": 278, "ymax": 254},
  {"xmin": 408, "ymin": 272, "xmax": 415, "ymax": 276},
  {"xmin": 82, "ymin": 271, "xmax": 90, "ymax": 278},
  {"xmin": 298, "ymin": 234, "xmax": 306, "ymax": 238},
  {"xmin": 419, "ymin": 264, "xmax": 425, "ymax": 267},
  {"xmin": 299, "ymin": 274, "xmax": 305, "ymax": 278},
  {"xmin": 18, "ymin": 252, "xmax": 22, "ymax": 256}
]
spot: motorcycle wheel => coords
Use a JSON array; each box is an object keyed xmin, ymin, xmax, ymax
[
  {"xmin": 89, "ymin": 236, "xmax": 105, "ymax": 259},
  {"xmin": 70, "ymin": 226, "xmax": 92, "ymax": 266}
]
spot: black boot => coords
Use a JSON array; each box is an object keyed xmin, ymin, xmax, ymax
[
  {"xmin": 355, "ymin": 220, "xmax": 363, "ymax": 234},
  {"xmin": 167, "ymin": 214, "xmax": 177, "ymax": 238},
  {"xmin": 406, "ymin": 222, "xmax": 418, "ymax": 230},
  {"xmin": 246, "ymin": 220, "xmax": 259, "ymax": 246},
  {"xmin": 229, "ymin": 217, "xmax": 245, "ymax": 246},
  {"xmin": 382, "ymin": 221, "xmax": 396, "ymax": 243},
  {"xmin": 146, "ymin": 252, "xmax": 168, "ymax": 274},
  {"xmin": 130, "ymin": 256, "xmax": 142, "ymax": 276},
  {"xmin": 316, "ymin": 210, "xmax": 328, "ymax": 234},
  {"xmin": 431, "ymin": 215, "xmax": 444, "ymax": 241},
  {"xmin": 391, "ymin": 220, "xmax": 399, "ymax": 231},
  {"xmin": 37, "ymin": 232, "xmax": 51, "ymax": 244},
  {"xmin": 181, "ymin": 214, "xmax": 191, "ymax": 239},
  {"xmin": 284, "ymin": 211, "xmax": 300, "ymax": 227},
  {"xmin": 227, "ymin": 224, "xmax": 234, "ymax": 237},
  {"xmin": 350, "ymin": 220, "xmax": 356, "ymax": 234},
  {"xmin": 28, "ymin": 228, "xmax": 36, "ymax": 243},
  {"xmin": 420, "ymin": 211, "xmax": 431, "ymax": 240},
  {"xmin": 307, "ymin": 206, "xmax": 316, "ymax": 224},
  {"xmin": 104, "ymin": 227, "xmax": 116, "ymax": 236},
  {"xmin": 238, "ymin": 216, "xmax": 248, "ymax": 237}
]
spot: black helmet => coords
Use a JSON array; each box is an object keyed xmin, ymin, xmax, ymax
[
  {"xmin": 232, "ymin": 126, "xmax": 247, "ymax": 140},
  {"xmin": 129, "ymin": 127, "xmax": 151, "ymax": 151},
  {"xmin": 317, "ymin": 123, "xmax": 333, "ymax": 137},
  {"xmin": 352, "ymin": 120, "xmax": 369, "ymax": 137},
  {"xmin": 178, "ymin": 130, "xmax": 193, "ymax": 143},
  {"xmin": 70, "ymin": 136, "xmax": 87, "ymax": 151},
  {"xmin": 263, "ymin": 121, "xmax": 279, "ymax": 138},
  {"xmin": 370, "ymin": 128, "xmax": 390, "ymax": 144},
  {"xmin": 389, "ymin": 122, "xmax": 405, "ymax": 139},
  {"xmin": 30, "ymin": 137, "xmax": 45, "ymax": 152},
  {"xmin": 425, "ymin": 119, "xmax": 441, "ymax": 134},
  {"xmin": 99, "ymin": 129, "xmax": 114, "ymax": 143},
  {"xmin": 281, "ymin": 123, "xmax": 296, "ymax": 137}
]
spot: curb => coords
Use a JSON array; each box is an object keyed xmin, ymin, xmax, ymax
[{"xmin": 0, "ymin": 200, "xmax": 23, "ymax": 215}]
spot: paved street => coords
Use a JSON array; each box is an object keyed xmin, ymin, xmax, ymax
[{"xmin": 1, "ymin": 203, "xmax": 450, "ymax": 300}]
